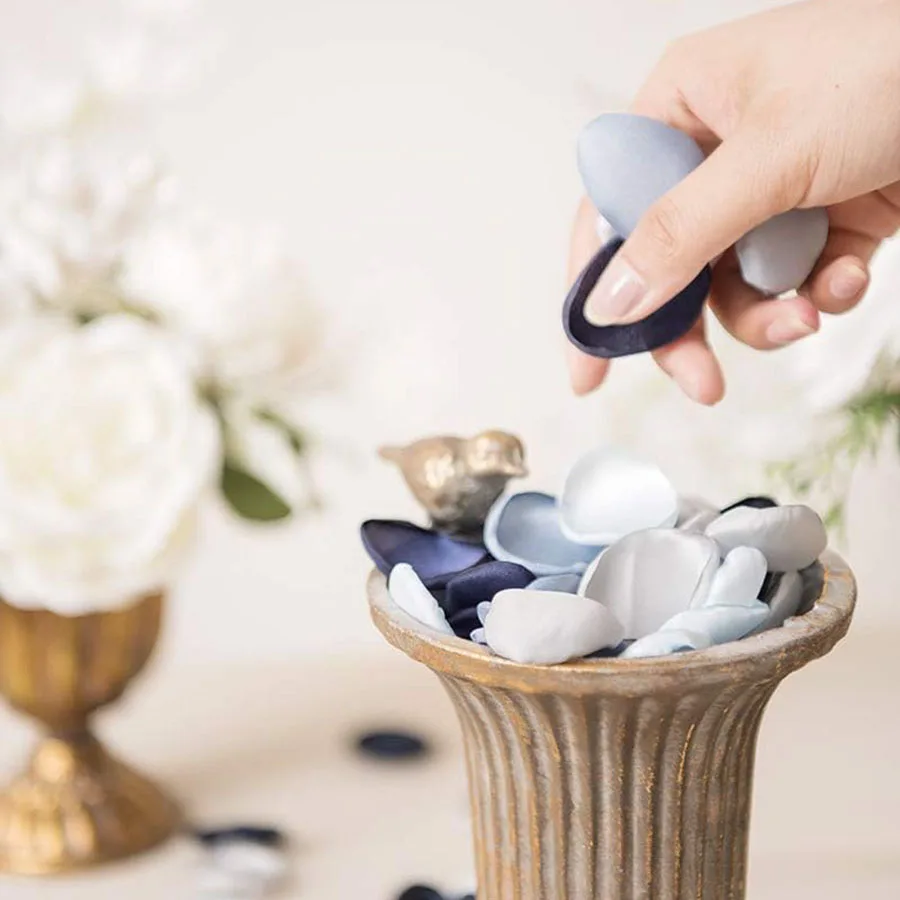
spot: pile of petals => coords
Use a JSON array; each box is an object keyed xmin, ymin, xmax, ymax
[{"xmin": 360, "ymin": 446, "xmax": 827, "ymax": 665}]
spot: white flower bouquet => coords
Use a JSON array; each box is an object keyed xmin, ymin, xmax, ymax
[{"xmin": 0, "ymin": 4, "xmax": 323, "ymax": 616}]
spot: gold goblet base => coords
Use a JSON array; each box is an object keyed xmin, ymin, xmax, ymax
[{"xmin": 0, "ymin": 732, "xmax": 180, "ymax": 875}]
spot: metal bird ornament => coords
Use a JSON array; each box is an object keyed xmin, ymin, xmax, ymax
[{"xmin": 378, "ymin": 430, "xmax": 527, "ymax": 537}]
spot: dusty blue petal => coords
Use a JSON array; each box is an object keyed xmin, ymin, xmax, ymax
[
  {"xmin": 483, "ymin": 492, "xmax": 600, "ymax": 577},
  {"xmin": 527, "ymin": 574, "xmax": 581, "ymax": 593},
  {"xmin": 577, "ymin": 114, "xmax": 705, "ymax": 238}
]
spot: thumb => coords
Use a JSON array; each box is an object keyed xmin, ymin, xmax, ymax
[{"xmin": 583, "ymin": 131, "xmax": 803, "ymax": 326}]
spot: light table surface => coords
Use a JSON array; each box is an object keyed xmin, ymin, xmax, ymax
[{"xmin": 0, "ymin": 629, "xmax": 898, "ymax": 899}]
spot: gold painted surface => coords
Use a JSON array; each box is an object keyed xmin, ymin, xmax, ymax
[
  {"xmin": 369, "ymin": 552, "xmax": 857, "ymax": 900},
  {"xmin": 378, "ymin": 431, "xmax": 526, "ymax": 534},
  {"xmin": 0, "ymin": 595, "xmax": 180, "ymax": 875}
]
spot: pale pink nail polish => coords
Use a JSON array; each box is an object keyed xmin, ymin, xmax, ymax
[
  {"xmin": 765, "ymin": 314, "xmax": 817, "ymax": 345},
  {"xmin": 829, "ymin": 264, "xmax": 868, "ymax": 302},
  {"xmin": 584, "ymin": 257, "xmax": 647, "ymax": 325}
]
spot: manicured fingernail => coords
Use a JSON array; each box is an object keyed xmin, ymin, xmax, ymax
[
  {"xmin": 765, "ymin": 313, "xmax": 817, "ymax": 345},
  {"xmin": 829, "ymin": 263, "xmax": 868, "ymax": 302},
  {"xmin": 584, "ymin": 256, "xmax": 647, "ymax": 325}
]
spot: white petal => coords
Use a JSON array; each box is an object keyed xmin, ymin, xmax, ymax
[
  {"xmin": 484, "ymin": 589, "xmax": 625, "ymax": 665},
  {"xmin": 388, "ymin": 564, "xmax": 453, "ymax": 636},
  {"xmin": 560, "ymin": 446, "xmax": 678, "ymax": 544},
  {"xmin": 706, "ymin": 505, "xmax": 826, "ymax": 571},
  {"xmin": 579, "ymin": 530, "xmax": 719, "ymax": 639},
  {"xmin": 676, "ymin": 496, "xmax": 720, "ymax": 533},
  {"xmin": 476, "ymin": 601, "xmax": 492, "ymax": 624}
]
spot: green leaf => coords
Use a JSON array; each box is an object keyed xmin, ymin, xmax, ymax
[{"xmin": 220, "ymin": 463, "xmax": 292, "ymax": 522}]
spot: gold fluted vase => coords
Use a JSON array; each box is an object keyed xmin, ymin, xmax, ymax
[
  {"xmin": 0, "ymin": 593, "xmax": 181, "ymax": 874},
  {"xmin": 369, "ymin": 552, "xmax": 856, "ymax": 900}
]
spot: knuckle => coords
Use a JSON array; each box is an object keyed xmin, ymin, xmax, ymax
[{"xmin": 641, "ymin": 196, "xmax": 687, "ymax": 261}]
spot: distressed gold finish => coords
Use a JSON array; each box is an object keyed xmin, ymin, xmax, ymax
[
  {"xmin": 0, "ymin": 594, "xmax": 180, "ymax": 874},
  {"xmin": 378, "ymin": 431, "xmax": 527, "ymax": 535},
  {"xmin": 369, "ymin": 553, "xmax": 856, "ymax": 900}
]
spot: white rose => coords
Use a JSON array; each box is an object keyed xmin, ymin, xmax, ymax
[
  {"xmin": 0, "ymin": 141, "xmax": 171, "ymax": 318},
  {"xmin": 0, "ymin": 315, "xmax": 219, "ymax": 614},
  {"xmin": 122, "ymin": 212, "xmax": 321, "ymax": 398}
]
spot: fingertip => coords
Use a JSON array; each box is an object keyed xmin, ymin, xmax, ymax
[
  {"xmin": 566, "ymin": 345, "xmax": 609, "ymax": 396},
  {"xmin": 711, "ymin": 262, "xmax": 821, "ymax": 350},
  {"xmin": 763, "ymin": 296, "xmax": 820, "ymax": 347},
  {"xmin": 652, "ymin": 326, "xmax": 725, "ymax": 406},
  {"xmin": 803, "ymin": 255, "xmax": 870, "ymax": 314},
  {"xmin": 679, "ymin": 355, "xmax": 725, "ymax": 406}
]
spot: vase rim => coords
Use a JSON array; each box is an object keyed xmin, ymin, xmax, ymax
[{"xmin": 367, "ymin": 550, "xmax": 855, "ymax": 693}]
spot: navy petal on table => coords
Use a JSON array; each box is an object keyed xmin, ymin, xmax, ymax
[
  {"xmin": 563, "ymin": 238, "xmax": 711, "ymax": 358},
  {"xmin": 396, "ymin": 886, "xmax": 445, "ymax": 900},
  {"xmin": 360, "ymin": 520, "xmax": 489, "ymax": 589},
  {"xmin": 356, "ymin": 729, "xmax": 430, "ymax": 761},
  {"xmin": 720, "ymin": 495, "xmax": 779, "ymax": 513},
  {"xmin": 195, "ymin": 826, "xmax": 286, "ymax": 848},
  {"xmin": 443, "ymin": 561, "xmax": 534, "ymax": 618}
]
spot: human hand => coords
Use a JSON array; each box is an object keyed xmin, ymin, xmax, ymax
[{"xmin": 567, "ymin": 0, "xmax": 900, "ymax": 403}]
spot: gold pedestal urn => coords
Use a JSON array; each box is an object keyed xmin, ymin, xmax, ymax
[
  {"xmin": 0, "ymin": 594, "xmax": 180, "ymax": 874},
  {"xmin": 369, "ymin": 554, "xmax": 856, "ymax": 900}
]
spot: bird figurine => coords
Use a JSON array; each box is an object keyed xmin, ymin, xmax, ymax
[{"xmin": 379, "ymin": 430, "xmax": 527, "ymax": 537}]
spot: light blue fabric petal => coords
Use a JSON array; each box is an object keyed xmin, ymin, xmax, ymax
[
  {"xmin": 662, "ymin": 602, "xmax": 769, "ymax": 644},
  {"xmin": 622, "ymin": 629, "xmax": 713, "ymax": 659},
  {"xmin": 483, "ymin": 491, "xmax": 601, "ymax": 577},
  {"xmin": 527, "ymin": 573, "xmax": 581, "ymax": 593}
]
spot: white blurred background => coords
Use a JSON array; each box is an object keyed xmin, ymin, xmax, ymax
[{"xmin": 2, "ymin": 0, "xmax": 897, "ymax": 667}]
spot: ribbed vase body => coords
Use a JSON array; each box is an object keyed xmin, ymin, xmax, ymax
[{"xmin": 441, "ymin": 675, "xmax": 774, "ymax": 900}]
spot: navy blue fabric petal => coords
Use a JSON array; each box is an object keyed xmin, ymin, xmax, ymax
[
  {"xmin": 443, "ymin": 561, "xmax": 534, "ymax": 618},
  {"xmin": 356, "ymin": 730, "xmax": 430, "ymax": 760},
  {"xmin": 563, "ymin": 238, "xmax": 711, "ymax": 358},
  {"xmin": 586, "ymin": 640, "xmax": 632, "ymax": 659},
  {"xmin": 360, "ymin": 520, "xmax": 489, "ymax": 589},
  {"xmin": 448, "ymin": 606, "xmax": 482, "ymax": 639},
  {"xmin": 396, "ymin": 886, "xmax": 444, "ymax": 900},
  {"xmin": 721, "ymin": 495, "xmax": 779, "ymax": 513},
  {"xmin": 195, "ymin": 826, "xmax": 286, "ymax": 848},
  {"xmin": 759, "ymin": 571, "xmax": 781, "ymax": 604}
]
